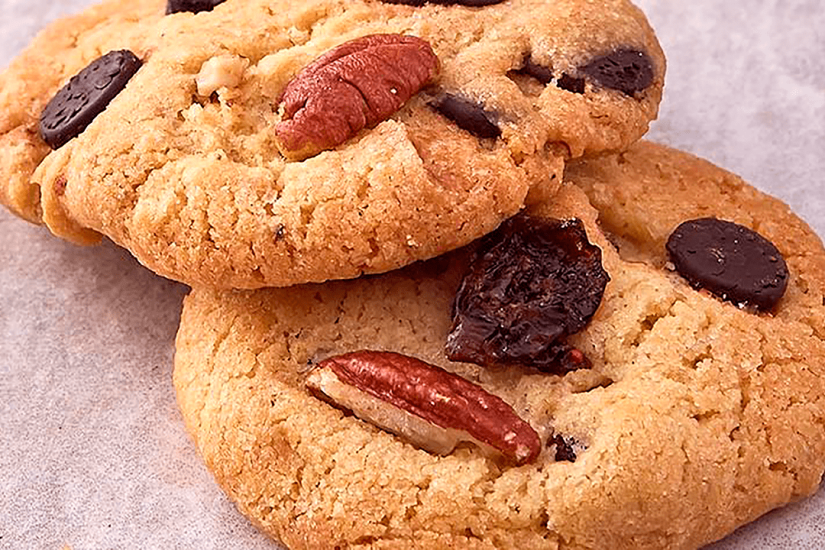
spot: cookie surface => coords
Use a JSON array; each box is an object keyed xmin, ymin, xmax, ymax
[
  {"xmin": 174, "ymin": 141, "xmax": 825, "ymax": 549},
  {"xmin": 0, "ymin": 0, "xmax": 663, "ymax": 288}
]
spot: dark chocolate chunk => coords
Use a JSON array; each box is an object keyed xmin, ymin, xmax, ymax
[
  {"xmin": 166, "ymin": 0, "xmax": 226, "ymax": 14},
  {"xmin": 447, "ymin": 215, "xmax": 609, "ymax": 373},
  {"xmin": 580, "ymin": 49, "xmax": 654, "ymax": 96},
  {"xmin": 666, "ymin": 218, "xmax": 789, "ymax": 311},
  {"xmin": 518, "ymin": 57, "xmax": 554, "ymax": 85},
  {"xmin": 39, "ymin": 50, "xmax": 142, "ymax": 150},
  {"xmin": 549, "ymin": 434, "xmax": 578, "ymax": 462},
  {"xmin": 380, "ymin": 0, "xmax": 505, "ymax": 6},
  {"xmin": 513, "ymin": 56, "xmax": 585, "ymax": 94},
  {"xmin": 430, "ymin": 94, "xmax": 501, "ymax": 139},
  {"xmin": 557, "ymin": 73, "xmax": 586, "ymax": 94}
]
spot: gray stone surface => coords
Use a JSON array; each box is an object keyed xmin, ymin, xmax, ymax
[{"xmin": 0, "ymin": 1, "xmax": 823, "ymax": 549}]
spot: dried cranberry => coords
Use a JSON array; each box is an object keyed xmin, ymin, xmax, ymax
[{"xmin": 446, "ymin": 215, "xmax": 608, "ymax": 373}]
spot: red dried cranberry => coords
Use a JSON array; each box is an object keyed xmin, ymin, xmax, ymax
[{"xmin": 446, "ymin": 215, "xmax": 608, "ymax": 373}]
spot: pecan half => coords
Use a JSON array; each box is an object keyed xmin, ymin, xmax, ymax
[
  {"xmin": 275, "ymin": 34, "xmax": 439, "ymax": 160},
  {"xmin": 306, "ymin": 351, "xmax": 541, "ymax": 465}
]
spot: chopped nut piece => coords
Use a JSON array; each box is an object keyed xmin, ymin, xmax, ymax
[{"xmin": 196, "ymin": 55, "xmax": 248, "ymax": 97}]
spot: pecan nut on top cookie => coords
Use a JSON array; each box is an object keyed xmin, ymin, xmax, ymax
[
  {"xmin": 174, "ymin": 141, "xmax": 825, "ymax": 549},
  {"xmin": 0, "ymin": 0, "xmax": 664, "ymax": 288}
]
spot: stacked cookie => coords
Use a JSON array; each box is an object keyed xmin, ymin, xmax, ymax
[{"xmin": 2, "ymin": 1, "xmax": 824, "ymax": 549}]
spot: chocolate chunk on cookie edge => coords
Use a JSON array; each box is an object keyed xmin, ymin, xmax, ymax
[
  {"xmin": 167, "ymin": 0, "xmax": 226, "ymax": 15},
  {"xmin": 39, "ymin": 50, "xmax": 142, "ymax": 150}
]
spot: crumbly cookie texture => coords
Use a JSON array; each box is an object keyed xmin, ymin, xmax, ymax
[
  {"xmin": 0, "ymin": 0, "xmax": 664, "ymax": 288},
  {"xmin": 174, "ymin": 141, "xmax": 825, "ymax": 549}
]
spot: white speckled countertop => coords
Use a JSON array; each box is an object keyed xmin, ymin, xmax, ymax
[{"xmin": 1, "ymin": 1, "xmax": 824, "ymax": 548}]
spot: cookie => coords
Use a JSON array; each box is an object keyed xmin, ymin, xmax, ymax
[
  {"xmin": 0, "ymin": 0, "xmax": 664, "ymax": 288},
  {"xmin": 174, "ymin": 141, "xmax": 825, "ymax": 549}
]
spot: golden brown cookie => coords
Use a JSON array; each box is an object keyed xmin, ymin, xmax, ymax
[
  {"xmin": 0, "ymin": 0, "xmax": 664, "ymax": 288},
  {"xmin": 174, "ymin": 141, "xmax": 825, "ymax": 549}
]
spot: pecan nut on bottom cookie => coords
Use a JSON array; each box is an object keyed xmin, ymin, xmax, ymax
[
  {"xmin": 0, "ymin": 0, "xmax": 663, "ymax": 288},
  {"xmin": 174, "ymin": 141, "xmax": 825, "ymax": 549}
]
